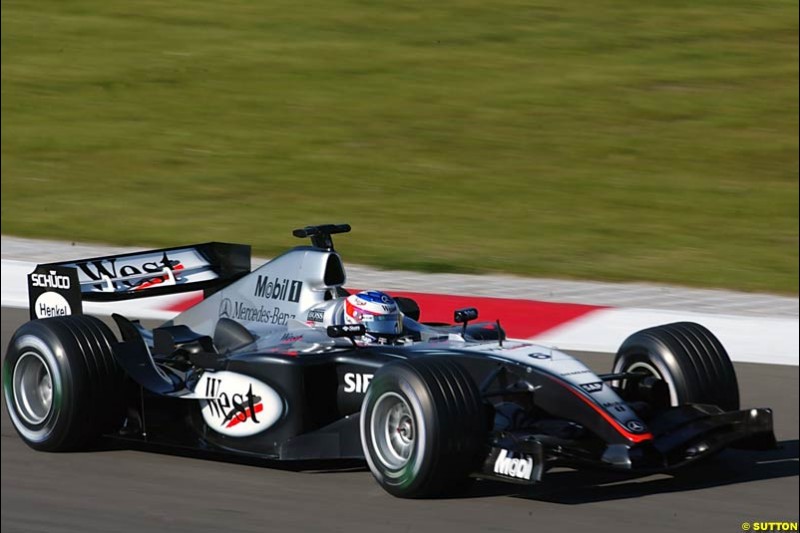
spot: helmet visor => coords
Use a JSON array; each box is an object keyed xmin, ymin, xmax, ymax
[{"xmin": 362, "ymin": 312, "xmax": 402, "ymax": 335}]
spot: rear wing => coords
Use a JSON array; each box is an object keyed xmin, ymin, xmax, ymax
[{"xmin": 27, "ymin": 242, "xmax": 250, "ymax": 320}]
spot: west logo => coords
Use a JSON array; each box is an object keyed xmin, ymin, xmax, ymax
[
  {"xmin": 198, "ymin": 372, "xmax": 283, "ymax": 438},
  {"xmin": 254, "ymin": 275, "xmax": 303, "ymax": 303},
  {"xmin": 204, "ymin": 377, "xmax": 262, "ymax": 429},
  {"xmin": 76, "ymin": 252, "xmax": 181, "ymax": 289}
]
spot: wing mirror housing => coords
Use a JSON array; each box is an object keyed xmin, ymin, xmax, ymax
[
  {"xmin": 327, "ymin": 324, "xmax": 366, "ymax": 346},
  {"xmin": 454, "ymin": 307, "xmax": 479, "ymax": 338}
]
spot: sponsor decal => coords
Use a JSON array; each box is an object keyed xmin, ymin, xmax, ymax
[
  {"xmin": 343, "ymin": 372, "xmax": 373, "ymax": 394},
  {"xmin": 219, "ymin": 297, "xmax": 233, "ymax": 318},
  {"xmin": 198, "ymin": 371, "xmax": 283, "ymax": 437},
  {"xmin": 218, "ymin": 298, "xmax": 295, "ymax": 325},
  {"xmin": 306, "ymin": 308, "xmax": 325, "ymax": 323},
  {"xmin": 76, "ymin": 252, "xmax": 184, "ymax": 291},
  {"xmin": 625, "ymin": 419, "xmax": 646, "ymax": 432},
  {"xmin": 493, "ymin": 449, "xmax": 534, "ymax": 480},
  {"xmin": 34, "ymin": 292, "xmax": 71, "ymax": 318},
  {"xmin": 528, "ymin": 352, "xmax": 551, "ymax": 360},
  {"xmin": 602, "ymin": 401, "xmax": 628, "ymax": 413},
  {"xmin": 280, "ymin": 333, "xmax": 303, "ymax": 343},
  {"xmin": 30, "ymin": 270, "xmax": 71, "ymax": 290},
  {"xmin": 254, "ymin": 275, "xmax": 303, "ymax": 303},
  {"xmin": 580, "ymin": 382, "xmax": 603, "ymax": 393},
  {"xmin": 561, "ymin": 369, "xmax": 592, "ymax": 377}
]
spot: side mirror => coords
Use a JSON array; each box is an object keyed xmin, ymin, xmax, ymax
[
  {"xmin": 327, "ymin": 324, "xmax": 366, "ymax": 345},
  {"xmin": 454, "ymin": 307, "xmax": 478, "ymax": 339},
  {"xmin": 454, "ymin": 307, "xmax": 478, "ymax": 324}
]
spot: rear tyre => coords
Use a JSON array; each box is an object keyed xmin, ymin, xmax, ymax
[
  {"xmin": 3, "ymin": 316, "xmax": 125, "ymax": 451},
  {"xmin": 360, "ymin": 357, "xmax": 488, "ymax": 498},
  {"xmin": 613, "ymin": 322, "xmax": 739, "ymax": 411}
]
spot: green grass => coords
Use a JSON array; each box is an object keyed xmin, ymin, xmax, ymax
[{"xmin": 2, "ymin": 0, "xmax": 798, "ymax": 294}]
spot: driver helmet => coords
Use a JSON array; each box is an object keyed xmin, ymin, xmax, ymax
[{"xmin": 344, "ymin": 290, "xmax": 403, "ymax": 340}]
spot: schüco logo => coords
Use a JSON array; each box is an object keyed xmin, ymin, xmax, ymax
[
  {"xmin": 254, "ymin": 275, "xmax": 303, "ymax": 302},
  {"xmin": 197, "ymin": 371, "xmax": 283, "ymax": 437},
  {"xmin": 493, "ymin": 449, "xmax": 534, "ymax": 480},
  {"xmin": 34, "ymin": 292, "xmax": 72, "ymax": 319},
  {"xmin": 31, "ymin": 271, "xmax": 71, "ymax": 289}
]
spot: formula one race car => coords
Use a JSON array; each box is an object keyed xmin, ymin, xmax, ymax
[{"xmin": 4, "ymin": 224, "xmax": 776, "ymax": 498}]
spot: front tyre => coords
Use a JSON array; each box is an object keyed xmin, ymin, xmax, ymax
[
  {"xmin": 360, "ymin": 357, "xmax": 488, "ymax": 498},
  {"xmin": 613, "ymin": 322, "xmax": 739, "ymax": 411},
  {"xmin": 3, "ymin": 316, "xmax": 125, "ymax": 451}
]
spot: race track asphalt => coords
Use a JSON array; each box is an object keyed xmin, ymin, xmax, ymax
[{"xmin": 1, "ymin": 306, "xmax": 798, "ymax": 533}]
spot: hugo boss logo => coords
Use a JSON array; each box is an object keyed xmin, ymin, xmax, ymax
[{"xmin": 306, "ymin": 308, "xmax": 325, "ymax": 323}]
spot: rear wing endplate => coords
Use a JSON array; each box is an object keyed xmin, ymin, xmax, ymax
[{"xmin": 27, "ymin": 242, "xmax": 250, "ymax": 320}]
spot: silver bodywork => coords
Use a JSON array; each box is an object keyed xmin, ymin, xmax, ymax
[{"xmin": 172, "ymin": 245, "xmax": 648, "ymax": 437}]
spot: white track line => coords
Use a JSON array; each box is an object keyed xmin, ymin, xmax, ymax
[{"xmin": 2, "ymin": 259, "xmax": 797, "ymax": 365}]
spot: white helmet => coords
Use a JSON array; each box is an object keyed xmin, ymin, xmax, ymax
[{"xmin": 344, "ymin": 290, "xmax": 403, "ymax": 339}]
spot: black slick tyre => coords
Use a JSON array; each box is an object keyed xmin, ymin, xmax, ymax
[
  {"xmin": 360, "ymin": 357, "xmax": 487, "ymax": 498},
  {"xmin": 3, "ymin": 315, "xmax": 125, "ymax": 451},
  {"xmin": 613, "ymin": 322, "xmax": 739, "ymax": 411}
]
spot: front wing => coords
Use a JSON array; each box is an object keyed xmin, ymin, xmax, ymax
[{"xmin": 475, "ymin": 405, "xmax": 776, "ymax": 484}]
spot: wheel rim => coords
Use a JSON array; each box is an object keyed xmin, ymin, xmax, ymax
[
  {"xmin": 12, "ymin": 351, "xmax": 54, "ymax": 425},
  {"xmin": 624, "ymin": 361, "xmax": 678, "ymax": 405},
  {"xmin": 370, "ymin": 392, "xmax": 415, "ymax": 470}
]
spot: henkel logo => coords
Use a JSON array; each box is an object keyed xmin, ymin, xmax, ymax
[
  {"xmin": 197, "ymin": 371, "xmax": 283, "ymax": 437},
  {"xmin": 254, "ymin": 275, "xmax": 303, "ymax": 302},
  {"xmin": 34, "ymin": 292, "xmax": 72, "ymax": 318},
  {"xmin": 30, "ymin": 270, "xmax": 71, "ymax": 290},
  {"xmin": 493, "ymin": 449, "xmax": 534, "ymax": 480}
]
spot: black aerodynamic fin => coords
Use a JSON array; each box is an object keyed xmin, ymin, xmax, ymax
[
  {"xmin": 112, "ymin": 314, "xmax": 181, "ymax": 395},
  {"xmin": 27, "ymin": 265, "xmax": 84, "ymax": 320},
  {"xmin": 26, "ymin": 242, "xmax": 250, "ymax": 319}
]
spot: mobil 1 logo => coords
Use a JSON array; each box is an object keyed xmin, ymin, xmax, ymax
[
  {"xmin": 254, "ymin": 275, "xmax": 303, "ymax": 303},
  {"xmin": 27, "ymin": 265, "xmax": 82, "ymax": 320}
]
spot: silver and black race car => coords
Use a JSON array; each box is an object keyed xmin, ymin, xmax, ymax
[{"xmin": 3, "ymin": 224, "xmax": 776, "ymax": 498}]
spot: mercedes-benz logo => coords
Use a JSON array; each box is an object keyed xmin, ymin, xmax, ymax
[
  {"xmin": 626, "ymin": 419, "xmax": 645, "ymax": 432},
  {"xmin": 219, "ymin": 298, "xmax": 232, "ymax": 318}
]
